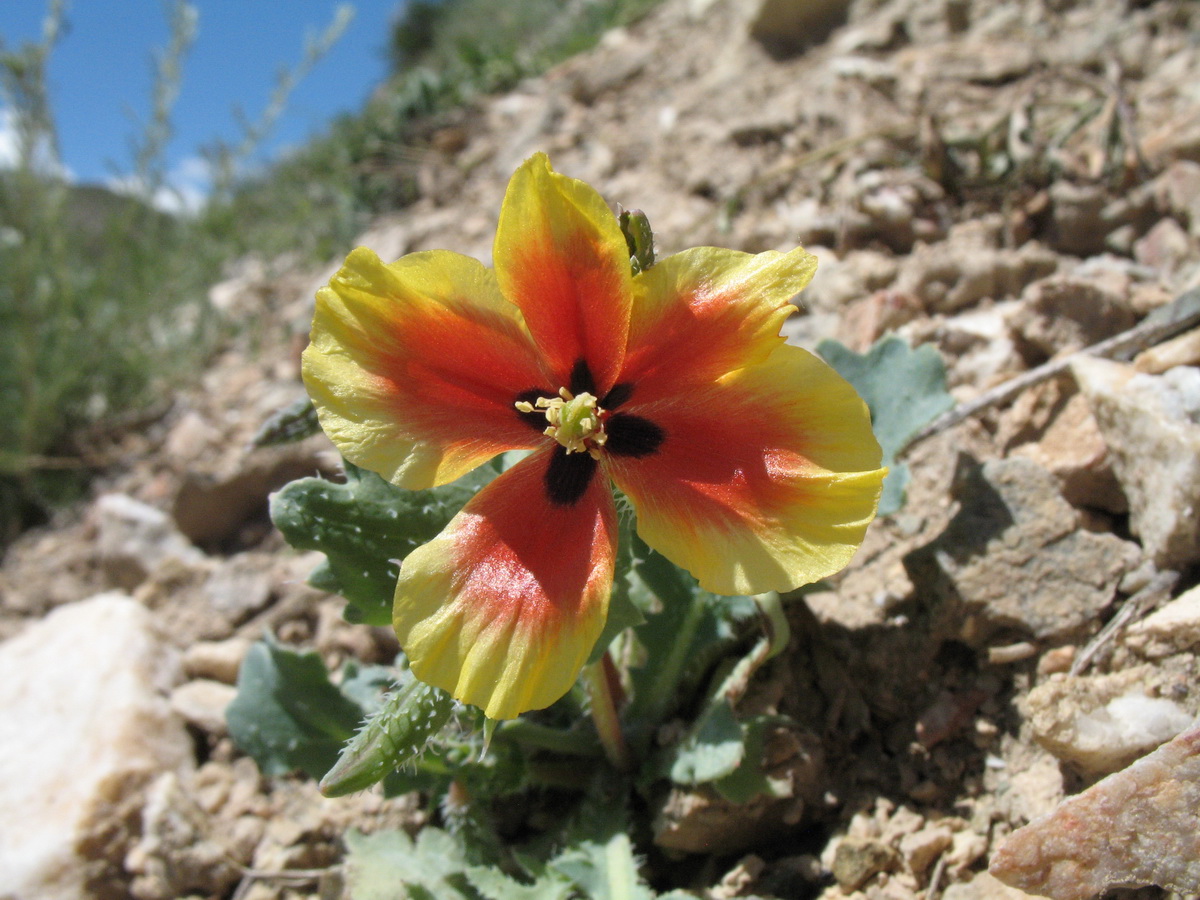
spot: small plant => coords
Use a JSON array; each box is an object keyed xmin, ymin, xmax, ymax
[{"xmin": 233, "ymin": 155, "xmax": 955, "ymax": 896}]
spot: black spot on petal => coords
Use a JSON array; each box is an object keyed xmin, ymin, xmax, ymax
[
  {"xmin": 602, "ymin": 382, "xmax": 635, "ymax": 410},
  {"xmin": 605, "ymin": 414, "xmax": 665, "ymax": 458},
  {"xmin": 568, "ymin": 359, "xmax": 597, "ymax": 397},
  {"xmin": 545, "ymin": 447, "xmax": 598, "ymax": 506}
]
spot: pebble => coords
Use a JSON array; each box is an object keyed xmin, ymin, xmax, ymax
[
  {"xmin": 170, "ymin": 679, "xmax": 238, "ymax": 735},
  {"xmin": 991, "ymin": 723, "xmax": 1200, "ymax": 898},
  {"xmin": 1023, "ymin": 667, "xmax": 1193, "ymax": 775},
  {"xmin": 1124, "ymin": 583, "xmax": 1200, "ymax": 658}
]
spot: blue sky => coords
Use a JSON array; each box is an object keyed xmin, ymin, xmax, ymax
[{"xmin": 0, "ymin": 1, "xmax": 406, "ymax": 205}]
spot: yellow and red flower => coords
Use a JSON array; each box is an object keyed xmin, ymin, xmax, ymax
[{"xmin": 303, "ymin": 153, "xmax": 886, "ymax": 720}]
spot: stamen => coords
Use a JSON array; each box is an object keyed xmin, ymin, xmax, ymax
[{"xmin": 515, "ymin": 388, "xmax": 609, "ymax": 457}]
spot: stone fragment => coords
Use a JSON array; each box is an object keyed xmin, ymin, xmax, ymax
[
  {"xmin": 92, "ymin": 493, "xmax": 204, "ymax": 590},
  {"xmin": 1124, "ymin": 583, "xmax": 1200, "ymax": 658},
  {"xmin": 895, "ymin": 226, "xmax": 1057, "ymax": 314},
  {"xmin": 1022, "ymin": 667, "xmax": 1193, "ymax": 775},
  {"xmin": 943, "ymin": 872, "xmax": 1041, "ymax": 900},
  {"xmin": 904, "ymin": 457, "xmax": 1138, "ymax": 646},
  {"xmin": 125, "ymin": 772, "xmax": 242, "ymax": 900},
  {"xmin": 183, "ymin": 636, "xmax": 253, "ymax": 684},
  {"xmin": 1134, "ymin": 217, "xmax": 1194, "ymax": 275},
  {"xmin": 1010, "ymin": 391, "xmax": 1126, "ymax": 513},
  {"xmin": 831, "ymin": 836, "xmax": 900, "ymax": 891},
  {"xmin": 1048, "ymin": 181, "xmax": 1110, "ymax": 256},
  {"xmin": 1072, "ymin": 357, "xmax": 1200, "ymax": 568},
  {"xmin": 748, "ymin": 0, "xmax": 851, "ymax": 57},
  {"xmin": 170, "ymin": 679, "xmax": 238, "ymax": 735},
  {"xmin": 1154, "ymin": 159, "xmax": 1200, "ymax": 237},
  {"xmin": 1133, "ymin": 326, "xmax": 1200, "ymax": 373},
  {"xmin": 0, "ymin": 593, "xmax": 192, "ymax": 900},
  {"xmin": 1010, "ymin": 275, "xmax": 1136, "ymax": 362},
  {"xmin": 899, "ymin": 826, "xmax": 953, "ymax": 877},
  {"xmin": 990, "ymin": 722, "xmax": 1200, "ymax": 898}
]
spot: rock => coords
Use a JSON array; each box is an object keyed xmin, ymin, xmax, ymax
[
  {"xmin": 1010, "ymin": 391, "xmax": 1126, "ymax": 513},
  {"xmin": 903, "ymin": 456, "xmax": 1139, "ymax": 646},
  {"xmin": 991, "ymin": 722, "xmax": 1200, "ymax": 898},
  {"xmin": 831, "ymin": 836, "xmax": 901, "ymax": 891},
  {"xmin": 1125, "ymin": 583, "xmax": 1200, "ymax": 658},
  {"xmin": 1153, "ymin": 159, "xmax": 1200, "ymax": 237},
  {"xmin": 92, "ymin": 493, "xmax": 204, "ymax": 590},
  {"xmin": 943, "ymin": 872, "xmax": 1042, "ymax": 900},
  {"xmin": 0, "ymin": 593, "xmax": 192, "ymax": 900},
  {"xmin": 1134, "ymin": 217, "xmax": 1194, "ymax": 275},
  {"xmin": 748, "ymin": 0, "xmax": 851, "ymax": 57},
  {"xmin": 1072, "ymin": 357, "xmax": 1200, "ymax": 568},
  {"xmin": 899, "ymin": 825, "xmax": 953, "ymax": 877},
  {"xmin": 1022, "ymin": 666, "xmax": 1193, "ymax": 775},
  {"xmin": 183, "ymin": 637, "xmax": 253, "ymax": 684},
  {"xmin": 1133, "ymin": 325, "xmax": 1200, "ymax": 373},
  {"xmin": 125, "ymin": 773, "xmax": 242, "ymax": 900},
  {"xmin": 170, "ymin": 679, "xmax": 238, "ymax": 735},
  {"xmin": 894, "ymin": 226, "xmax": 1058, "ymax": 315},
  {"xmin": 1048, "ymin": 181, "xmax": 1110, "ymax": 257},
  {"xmin": 1010, "ymin": 275, "xmax": 1136, "ymax": 363}
]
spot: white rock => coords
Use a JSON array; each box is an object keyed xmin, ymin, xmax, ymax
[
  {"xmin": 0, "ymin": 593, "xmax": 192, "ymax": 900},
  {"xmin": 1072, "ymin": 357, "xmax": 1200, "ymax": 568},
  {"xmin": 1125, "ymin": 583, "xmax": 1200, "ymax": 657},
  {"xmin": 1024, "ymin": 667, "xmax": 1193, "ymax": 775},
  {"xmin": 92, "ymin": 493, "xmax": 204, "ymax": 589}
]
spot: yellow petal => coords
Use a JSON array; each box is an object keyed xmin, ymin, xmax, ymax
[
  {"xmin": 605, "ymin": 343, "xmax": 885, "ymax": 595},
  {"xmin": 303, "ymin": 246, "xmax": 548, "ymax": 490},
  {"xmin": 394, "ymin": 448, "xmax": 617, "ymax": 719}
]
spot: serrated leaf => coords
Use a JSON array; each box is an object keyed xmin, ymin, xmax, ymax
[
  {"xmin": 464, "ymin": 866, "xmax": 574, "ymax": 900},
  {"xmin": 818, "ymin": 335, "xmax": 954, "ymax": 515},
  {"xmin": 551, "ymin": 832, "xmax": 655, "ymax": 900},
  {"xmin": 668, "ymin": 698, "xmax": 744, "ymax": 784},
  {"xmin": 226, "ymin": 638, "xmax": 365, "ymax": 780},
  {"xmin": 270, "ymin": 460, "xmax": 497, "ymax": 625},
  {"xmin": 345, "ymin": 828, "xmax": 475, "ymax": 900},
  {"xmin": 321, "ymin": 676, "xmax": 456, "ymax": 797}
]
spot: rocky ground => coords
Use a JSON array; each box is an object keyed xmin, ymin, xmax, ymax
[{"xmin": 3, "ymin": 0, "xmax": 1200, "ymax": 897}]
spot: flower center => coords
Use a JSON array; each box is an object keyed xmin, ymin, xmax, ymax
[{"xmin": 516, "ymin": 388, "xmax": 608, "ymax": 459}]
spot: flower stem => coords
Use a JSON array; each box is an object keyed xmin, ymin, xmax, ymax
[{"xmin": 584, "ymin": 651, "xmax": 631, "ymax": 771}]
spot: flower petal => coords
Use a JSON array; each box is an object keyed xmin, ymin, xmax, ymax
[
  {"xmin": 303, "ymin": 246, "xmax": 549, "ymax": 490},
  {"xmin": 605, "ymin": 343, "xmax": 885, "ymax": 596},
  {"xmin": 493, "ymin": 153, "xmax": 632, "ymax": 393},
  {"xmin": 393, "ymin": 448, "xmax": 618, "ymax": 720},
  {"xmin": 616, "ymin": 246, "xmax": 816, "ymax": 404}
]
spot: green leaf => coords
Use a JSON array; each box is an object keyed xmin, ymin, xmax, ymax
[
  {"xmin": 625, "ymin": 542, "xmax": 758, "ymax": 744},
  {"xmin": 551, "ymin": 831, "xmax": 654, "ymax": 900},
  {"xmin": 226, "ymin": 638, "xmax": 366, "ymax": 780},
  {"xmin": 818, "ymin": 335, "xmax": 954, "ymax": 515},
  {"xmin": 270, "ymin": 460, "xmax": 497, "ymax": 625},
  {"xmin": 667, "ymin": 699, "xmax": 744, "ymax": 784},
  {"xmin": 345, "ymin": 828, "xmax": 475, "ymax": 900},
  {"xmin": 321, "ymin": 675, "xmax": 456, "ymax": 797},
  {"xmin": 464, "ymin": 866, "xmax": 574, "ymax": 900},
  {"xmin": 712, "ymin": 715, "xmax": 790, "ymax": 804}
]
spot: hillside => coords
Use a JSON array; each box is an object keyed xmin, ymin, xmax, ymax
[{"xmin": 3, "ymin": 0, "xmax": 1200, "ymax": 897}]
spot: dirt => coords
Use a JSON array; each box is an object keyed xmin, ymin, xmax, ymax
[{"xmin": 4, "ymin": 0, "xmax": 1200, "ymax": 896}]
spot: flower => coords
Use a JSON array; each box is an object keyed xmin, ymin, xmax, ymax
[{"xmin": 303, "ymin": 153, "xmax": 886, "ymax": 720}]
